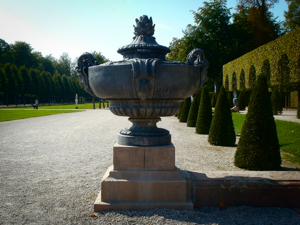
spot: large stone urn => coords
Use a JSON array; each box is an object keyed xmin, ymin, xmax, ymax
[{"xmin": 77, "ymin": 15, "xmax": 208, "ymax": 211}]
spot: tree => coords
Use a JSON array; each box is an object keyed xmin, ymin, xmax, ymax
[
  {"xmin": 284, "ymin": 0, "xmax": 300, "ymax": 31},
  {"xmin": 0, "ymin": 39, "xmax": 12, "ymax": 65},
  {"xmin": 91, "ymin": 51, "xmax": 109, "ymax": 64},
  {"xmin": 208, "ymin": 86, "xmax": 236, "ymax": 146},
  {"xmin": 234, "ymin": 75, "xmax": 281, "ymax": 170},
  {"xmin": 196, "ymin": 86, "xmax": 212, "ymax": 134},
  {"xmin": 0, "ymin": 67, "xmax": 8, "ymax": 96},
  {"xmin": 29, "ymin": 68, "xmax": 40, "ymax": 99},
  {"xmin": 168, "ymin": 0, "xmax": 233, "ymax": 84},
  {"xmin": 236, "ymin": 0, "xmax": 282, "ymax": 48},
  {"xmin": 19, "ymin": 66, "xmax": 30, "ymax": 105},
  {"xmin": 187, "ymin": 91, "xmax": 201, "ymax": 127},
  {"xmin": 180, "ymin": 97, "xmax": 191, "ymax": 123},
  {"xmin": 4, "ymin": 63, "xmax": 19, "ymax": 105},
  {"xmin": 55, "ymin": 53, "xmax": 72, "ymax": 76},
  {"xmin": 10, "ymin": 41, "xmax": 37, "ymax": 68}
]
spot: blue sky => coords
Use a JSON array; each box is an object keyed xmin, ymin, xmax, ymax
[{"xmin": 0, "ymin": 0, "xmax": 288, "ymax": 62}]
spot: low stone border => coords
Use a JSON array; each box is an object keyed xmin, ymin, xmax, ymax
[{"xmin": 189, "ymin": 171, "xmax": 300, "ymax": 208}]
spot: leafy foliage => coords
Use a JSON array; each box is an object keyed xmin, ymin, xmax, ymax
[
  {"xmin": 196, "ymin": 86, "xmax": 212, "ymax": 134},
  {"xmin": 234, "ymin": 75, "xmax": 281, "ymax": 170},
  {"xmin": 284, "ymin": 0, "xmax": 300, "ymax": 32},
  {"xmin": 0, "ymin": 38, "xmax": 109, "ymax": 105},
  {"xmin": 208, "ymin": 86, "xmax": 236, "ymax": 146}
]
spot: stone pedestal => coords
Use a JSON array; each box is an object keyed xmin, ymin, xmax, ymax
[{"xmin": 94, "ymin": 144, "xmax": 193, "ymax": 211}]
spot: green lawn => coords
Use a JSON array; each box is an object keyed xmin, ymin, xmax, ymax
[
  {"xmin": 0, "ymin": 109, "xmax": 83, "ymax": 122},
  {"xmin": 2, "ymin": 103, "xmax": 109, "ymax": 109},
  {"xmin": 232, "ymin": 113, "xmax": 300, "ymax": 165}
]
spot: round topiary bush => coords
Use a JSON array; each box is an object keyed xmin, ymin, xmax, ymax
[
  {"xmin": 196, "ymin": 86, "xmax": 212, "ymax": 134},
  {"xmin": 179, "ymin": 97, "xmax": 191, "ymax": 123},
  {"xmin": 208, "ymin": 86, "xmax": 236, "ymax": 146},
  {"xmin": 187, "ymin": 91, "xmax": 201, "ymax": 127},
  {"xmin": 234, "ymin": 75, "xmax": 282, "ymax": 170},
  {"xmin": 271, "ymin": 86, "xmax": 282, "ymax": 115},
  {"xmin": 237, "ymin": 91, "xmax": 246, "ymax": 110}
]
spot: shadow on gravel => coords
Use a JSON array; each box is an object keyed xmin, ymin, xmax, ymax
[{"xmin": 94, "ymin": 207, "xmax": 300, "ymax": 224}]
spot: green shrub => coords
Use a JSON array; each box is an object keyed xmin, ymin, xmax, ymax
[
  {"xmin": 271, "ymin": 86, "xmax": 282, "ymax": 115},
  {"xmin": 297, "ymin": 99, "xmax": 300, "ymax": 119},
  {"xmin": 237, "ymin": 91, "xmax": 246, "ymax": 110},
  {"xmin": 228, "ymin": 92, "xmax": 234, "ymax": 108},
  {"xmin": 187, "ymin": 91, "xmax": 201, "ymax": 127},
  {"xmin": 177, "ymin": 101, "xmax": 184, "ymax": 119},
  {"xmin": 211, "ymin": 93, "xmax": 217, "ymax": 107},
  {"xmin": 234, "ymin": 75, "xmax": 282, "ymax": 170},
  {"xmin": 179, "ymin": 97, "xmax": 191, "ymax": 123},
  {"xmin": 208, "ymin": 86, "xmax": 236, "ymax": 146},
  {"xmin": 196, "ymin": 86, "xmax": 212, "ymax": 134}
]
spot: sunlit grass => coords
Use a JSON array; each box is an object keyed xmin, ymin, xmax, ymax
[
  {"xmin": 0, "ymin": 109, "xmax": 83, "ymax": 122},
  {"xmin": 232, "ymin": 113, "xmax": 300, "ymax": 165},
  {"xmin": 2, "ymin": 103, "xmax": 109, "ymax": 109}
]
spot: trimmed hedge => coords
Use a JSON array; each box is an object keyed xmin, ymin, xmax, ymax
[
  {"xmin": 223, "ymin": 28, "xmax": 300, "ymax": 90},
  {"xmin": 187, "ymin": 91, "xmax": 201, "ymax": 127},
  {"xmin": 196, "ymin": 86, "xmax": 212, "ymax": 134},
  {"xmin": 234, "ymin": 75, "xmax": 282, "ymax": 170},
  {"xmin": 179, "ymin": 97, "xmax": 191, "ymax": 123},
  {"xmin": 208, "ymin": 86, "xmax": 236, "ymax": 146}
]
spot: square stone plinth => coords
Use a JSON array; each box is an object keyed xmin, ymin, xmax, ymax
[
  {"xmin": 94, "ymin": 165, "xmax": 193, "ymax": 211},
  {"xmin": 113, "ymin": 144, "xmax": 175, "ymax": 170}
]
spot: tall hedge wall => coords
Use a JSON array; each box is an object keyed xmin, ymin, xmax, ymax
[{"xmin": 223, "ymin": 28, "xmax": 300, "ymax": 91}]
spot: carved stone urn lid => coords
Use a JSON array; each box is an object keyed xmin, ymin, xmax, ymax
[{"xmin": 117, "ymin": 15, "xmax": 171, "ymax": 60}]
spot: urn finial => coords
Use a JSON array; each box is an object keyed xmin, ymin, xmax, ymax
[{"xmin": 133, "ymin": 15, "xmax": 155, "ymax": 36}]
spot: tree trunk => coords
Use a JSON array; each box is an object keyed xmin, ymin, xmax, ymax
[{"xmin": 99, "ymin": 98, "xmax": 101, "ymax": 109}]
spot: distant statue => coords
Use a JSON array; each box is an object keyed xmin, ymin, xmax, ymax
[
  {"xmin": 75, "ymin": 94, "xmax": 78, "ymax": 109},
  {"xmin": 231, "ymin": 91, "xmax": 239, "ymax": 112}
]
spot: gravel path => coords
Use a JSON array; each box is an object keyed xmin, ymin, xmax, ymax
[{"xmin": 0, "ymin": 109, "xmax": 299, "ymax": 224}]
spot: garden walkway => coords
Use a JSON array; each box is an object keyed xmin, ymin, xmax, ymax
[{"xmin": 0, "ymin": 109, "xmax": 299, "ymax": 224}]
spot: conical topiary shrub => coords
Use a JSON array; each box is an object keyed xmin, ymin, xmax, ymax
[
  {"xmin": 297, "ymin": 101, "xmax": 300, "ymax": 119},
  {"xmin": 179, "ymin": 97, "xmax": 191, "ymax": 123},
  {"xmin": 208, "ymin": 86, "xmax": 236, "ymax": 146},
  {"xmin": 271, "ymin": 86, "xmax": 282, "ymax": 115},
  {"xmin": 196, "ymin": 86, "xmax": 212, "ymax": 134},
  {"xmin": 228, "ymin": 92, "xmax": 234, "ymax": 108},
  {"xmin": 187, "ymin": 91, "xmax": 201, "ymax": 127},
  {"xmin": 211, "ymin": 93, "xmax": 217, "ymax": 107},
  {"xmin": 177, "ymin": 101, "xmax": 184, "ymax": 119},
  {"xmin": 237, "ymin": 91, "xmax": 246, "ymax": 110},
  {"xmin": 234, "ymin": 75, "xmax": 282, "ymax": 170}
]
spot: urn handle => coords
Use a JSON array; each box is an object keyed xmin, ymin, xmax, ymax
[
  {"xmin": 186, "ymin": 48, "xmax": 209, "ymax": 91},
  {"xmin": 76, "ymin": 52, "xmax": 99, "ymax": 97}
]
